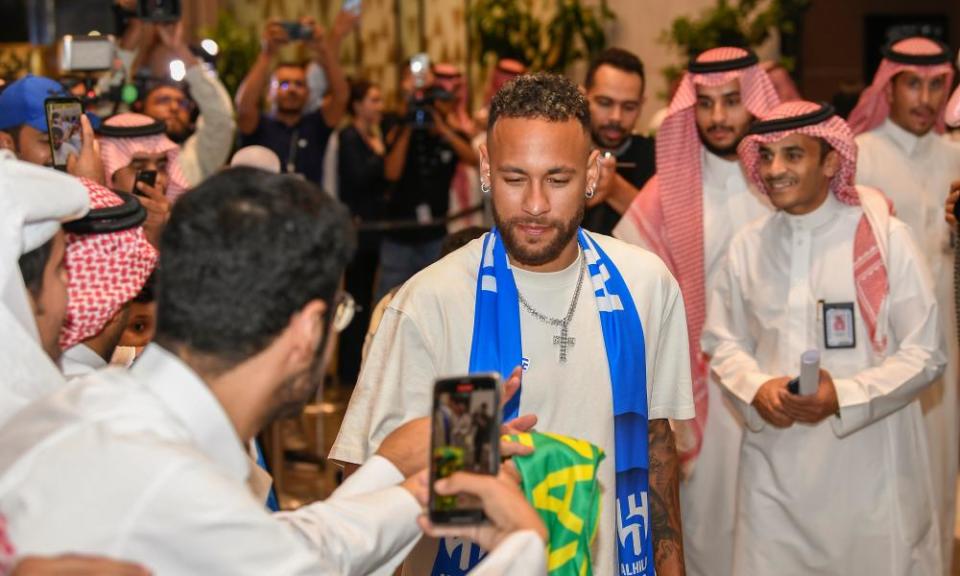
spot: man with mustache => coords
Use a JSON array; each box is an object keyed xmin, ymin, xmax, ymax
[
  {"xmin": 849, "ymin": 37, "xmax": 960, "ymax": 571},
  {"xmin": 705, "ymin": 100, "xmax": 944, "ymax": 576},
  {"xmin": 581, "ymin": 48, "xmax": 656, "ymax": 235},
  {"xmin": 612, "ymin": 46, "xmax": 779, "ymax": 576},
  {"xmin": 331, "ymin": 73, "xmax": 694, "ymax": 576}
]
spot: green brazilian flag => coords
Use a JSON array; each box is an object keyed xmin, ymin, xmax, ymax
[{"xmin": 505, "ymin": 432, "xmax": 605, "ymax": 576}]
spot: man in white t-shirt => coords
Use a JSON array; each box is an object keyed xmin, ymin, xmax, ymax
[{"xmin": 331, "ymin": 73, "xmax": 694, "ymax": 576}]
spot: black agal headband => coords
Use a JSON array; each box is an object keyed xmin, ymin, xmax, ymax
[
  {"xmin": 63, "ymin": 191, "xmax": 147, "ymax": 235},
  {"xmin": 688, "ymin": 48, "xmax": 759, "ymax": 74},
  {"xmin": 881, "ymin": 38, "xmax": 951, "ymax": 66},
  {"xmin": 747, "ymin": 102, "xmax": 836, "ymax": 135},
  {"xmin": 96, "ymin": 119, "xmax": 166, "ymax": 138}
]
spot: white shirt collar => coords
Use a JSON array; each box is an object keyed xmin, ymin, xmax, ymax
[
  {"xmin": 880, "ymin": 117, "xmax": 935, "ymax": 157},
  {"xmin": 131, "ymin": 344, "xmax": 250, "ymax": 483},
  {"xmin": 780, "ymin": 190, "xmax": 842, "ymax": 232},
  {"xmin": 60, "ymin": 343, "xmax": 108, "ymax": 379},
  {"xmin": 702, "ymin": 148, "xmax": 744, "ymax": 188}
]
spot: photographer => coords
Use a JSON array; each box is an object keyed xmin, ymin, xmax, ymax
[
  {"xmin": 235, "ymin": 11, "xmax": 357, "ymax": 186},
  {"xmin": 118, "ymin": 18, "xmax": 236, "ymax": 186},
  {"xmin": 376, "ymin": 62, "xmax": 478, "ymax": 300}
]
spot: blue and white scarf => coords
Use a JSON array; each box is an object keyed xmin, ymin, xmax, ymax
[{"xmin": 432, "ymin": 228, "xmax": 653, "ymax": 576}]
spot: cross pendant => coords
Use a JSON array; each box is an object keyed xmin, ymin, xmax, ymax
[{"xmin": 553, "ymin": 325, "xmax": 575, "ymax": 363}]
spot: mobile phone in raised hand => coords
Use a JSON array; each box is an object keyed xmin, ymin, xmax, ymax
[
  {"xmin": 44, "ymin": 97, "xmax": 84, "ymax": 172},
  {"xmin": 133, "ymin": 170, "xmax": 158, "ymax": 195},
  {"xmin": 429, "ymin": 373, "xmax": 501, "ymax": 524},
  {"xmin": 279, "ymin": 21, "xmax": 313, "ymax": 41}
]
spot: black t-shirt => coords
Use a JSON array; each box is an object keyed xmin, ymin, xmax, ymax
[
  {"xmin": 337, "ymin": 125, "xmax": 387, "ymax": 252},
  {"xmin": 384, "ymin": 126, "xmax": 462, "ymax": 244},
  {"xmin": 238, "ymin": 110, "xmax": 334, "ymax": 187},
  {"xmin": 582, "ymin": 135, "xmax": 656, "ymax": 236}
]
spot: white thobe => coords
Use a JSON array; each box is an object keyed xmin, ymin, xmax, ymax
[
  {"xmin": 612, "ymin": 150, "xmax": 771, "ymax": 576},
  {"xmin": 856, "ymin": 118, "xmax": 960, "ymax": 572},
  {"xmin": 0, "ymin": 344, "xmax": 544, "ymax": 575},
  {"xmin": 680, "ymin": 150, "xmax": 771, "ymax": 576},
  {"xmin": 331, "ymin": 234, "xmax": 694, "ymax": 576},
  {"xmin": 60, "ymin": 343, "xmax": 107, "ymax": 380},
  {"xmin": 703, "ymin": 193, "xmax": 945, "ymax": 576}
]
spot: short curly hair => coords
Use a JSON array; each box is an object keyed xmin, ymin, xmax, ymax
[{"xmin": 488, "ymin": 73, "xmax": 590, "ymax": 134}]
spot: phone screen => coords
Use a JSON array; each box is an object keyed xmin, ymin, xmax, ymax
[
  {"xmin": 429, "ymin": 374, "xmax": 500, "ymax": 524},
  {"xmin": 44, "ymin": 98, "xmax": 83, "ymax": 171},
  {"xmin": 134, "ymin": 170, "xmax": 158, "ymax": 194}
]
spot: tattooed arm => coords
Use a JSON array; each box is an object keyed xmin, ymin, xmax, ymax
[{"xmin": 648, "ymin": 418, "xmax": 685, "ymax": 575}]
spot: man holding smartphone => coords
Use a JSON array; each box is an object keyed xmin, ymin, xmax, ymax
[
  {"xmin": 0, "ymin": 76, "xmax": 105, "ymax": 185},
  {"xmin": 333, "ymin": 74, "xmax": 694, "ymax": 576},
  {"xmin": 0, "ymin": 168, "xmax": 547, "ymax": 574},
  {"xmin": 235, "ymin": 9, "xmax": 357, "ymax": 186},
  {"xmin": 116, "ymin": 18, "xmax": 237, "ymax": 187},
  {"xmin": 581, "ymin": 48, "xmax": 655, "ymax": 235}
]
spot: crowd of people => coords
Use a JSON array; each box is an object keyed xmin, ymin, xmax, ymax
[{"xmin": 0, "ymin": 2, "xmax": 959, "ymax": 575}]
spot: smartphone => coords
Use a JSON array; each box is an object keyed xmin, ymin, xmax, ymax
[
  {"xmin": 429, "ymin": 373, "xmax": 501, "ymax": 524},
  {"xmin": 134, "ymin": 170, "xmax": 157, "ymax": 195},
  {"xmin": 44, "ymin": 98, "xmax": 84, "ymax": 171},
  {"xmin": 280, "ymin": 21, "xmax": 313, "ymax": 41},
  {"xmin": 137, "ymin": 0, "xmax": 182, "ymax": 22},
  {"xmin": 410, "ymin": 53, "xmax": 431, "ymax": 90},
  {"xmin": 342, "ymin": 0, "xmax": 362, "ymax": 14}
]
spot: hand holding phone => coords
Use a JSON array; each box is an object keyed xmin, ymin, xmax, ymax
[
  {"xmin": 134, "ymin": 170, "xmax": 158, "ymax": 195},
  {"xmin": 429, "ymin": 373, "xmax": 501, "ymax": 524},
  {"xmin": 279, "ymin": 21, "xmax": 313, "ymax": 41},
  {"xmin": 137, "ymin": 0, "xmax": 181, "ymax": 22},
  {"xmin": 44, "ymin": 98, "xmax": 84, "ymax": 172}
]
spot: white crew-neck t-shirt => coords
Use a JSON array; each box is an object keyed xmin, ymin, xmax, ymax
[{"xmin": 331, "ymin": 232, "xmax": 694, "ymax": 576}]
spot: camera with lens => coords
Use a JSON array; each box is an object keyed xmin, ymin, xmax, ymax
[
  {"xmin": 407, "ymin": 86, "xmax": 455, "ymax": 129},
  {"xmin": 138, "ymin": 0, "xmax": 182, "ymax": 22}
]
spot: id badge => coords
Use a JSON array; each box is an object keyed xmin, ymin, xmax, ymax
[
  {"xmin": 823, "ymin": 302, "xmax": 856, "ymax": 349},
  {"xmin": 415, "ymin": 203, "xmax": 433, "ymax": 225}
]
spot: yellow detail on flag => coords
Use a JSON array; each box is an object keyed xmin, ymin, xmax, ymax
[
  {"xmin": 548, "ymin": 541, "xmax": 580, "ymax": 571},
  {"xmin": 541, "ymin": 433, "xmax": 596, "ymax": 459},
  {"xmin": 530, "ymin": 464, "xmax": 597, "ymax": 535}
]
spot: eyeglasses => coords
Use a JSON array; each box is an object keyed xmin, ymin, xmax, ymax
[
  {"xmin": 275, "ymin": 80, "xmax": 307, "ymax": 91},
  {"xmin": 333, "ymin": 292, "xmax": 356, "ymax": 333},
  {"xmin": 152, "ymin": 95, "xmax": 193, "ymax": 110}
]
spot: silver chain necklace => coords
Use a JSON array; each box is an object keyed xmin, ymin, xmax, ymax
[{"xmin": 516, "ymin": 252, "xmax": 586, "ymax": 363}]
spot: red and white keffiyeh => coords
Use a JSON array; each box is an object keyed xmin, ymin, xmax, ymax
[
  {"xmin": 616, "ymin": 47, "xmax": 780, "ymax": 470},
  {"xmin": 848, "ymin": 37, "xmax": 955, "ymax": 136},
  {"xmin": 98, "ymin": 113, "xmax": 190, "ymax": 202},
  {"xmin": 739, "ymin": 100, "xmax": 892, "ymax": 354},
  {"xmin": 59, "ymin": 179, "xmax": 158, "ymax": 351},
  {"xmin": 485, "ymin": 58, "xmax": 526, "ymax": 105},
  {"xmin": 948, "ymin": 49, "xmax": 960, "ymax": 127}
]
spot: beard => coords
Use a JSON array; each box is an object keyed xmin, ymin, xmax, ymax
[
  {"xmin": 165, "ymin": 122, "xmax": 192, "ymax": 144},
  {"xmin": 264, "ymin": 334, "xmax": 328, "ymax": 423},
  {"xmin": 493, "ymin": 199, "xmax": 584, "ymax": 267},
  {"xmin": 697, "ymin": 123, "xmax": 747, "ymax": 157},
  {"xmin": 591, "ymin": 122, "xmax": 629, "ymax": 149}
]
